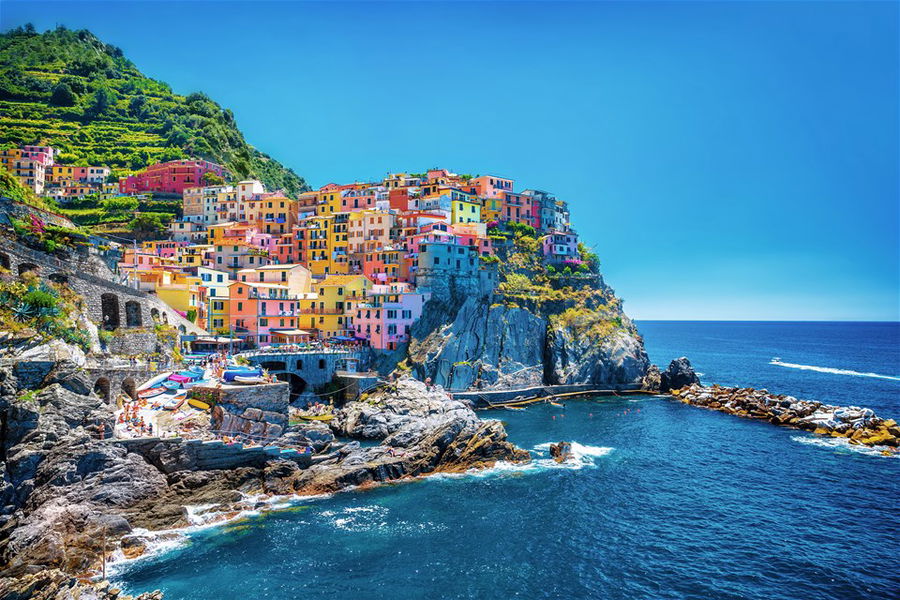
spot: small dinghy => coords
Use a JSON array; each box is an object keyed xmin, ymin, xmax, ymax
[
  {"xmin": 138, "ymin": 387, "xmax": 166, "ymax": 399},
  {"xmin": 300, "ymin": 414, "xmax": 334, "ymax": 422},
  {"xmin": 162, "ymin": 380, "xmax": 182, "ymax": 391},
  {"xmin": 160, "ymin": 396, "xmax": 186, "ymax": 411},
  {"xmin": 187, "ymin": 365, "xmax": 205, "ymax": 375},
  {"xmin": 233, "ymin": 375, "xmax": 266, "ymax": 385},
  {"xmin": 188, "ymin": 398, "xmax": 211, "ymax": 410}
]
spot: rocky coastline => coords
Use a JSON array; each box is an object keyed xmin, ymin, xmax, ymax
[
  {"xmin": 671, "ymin": 383, "xmax": 900, "ymax": 452},
  {"xmin": 0, "ymin": 346, "xmax": 528, "ymax": 596}
]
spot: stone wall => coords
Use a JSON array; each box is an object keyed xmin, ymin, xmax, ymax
[
  {"xmin": 204, "ymin": 382, "xmax": 290, "ymax": 440},
  {"xmin": 0, "ymin": 233, "xmax": 206, "ymax": 357}
]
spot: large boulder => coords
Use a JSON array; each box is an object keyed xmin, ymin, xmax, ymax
[{"xmin": 659, "ymin": 357, "xmax": 700, "ymax": 393}]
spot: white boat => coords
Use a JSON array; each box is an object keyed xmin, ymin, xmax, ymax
[
  {"xmin": 183, "ymin": 379, "xmax": 211, "ymax": 389},
  {"xmin": 233, "ymin": 375, "xmax": 266, "ymax": 385},
  {"xmin": 136, "ymin": 372, "xmax": 172, "ymax": 392}
]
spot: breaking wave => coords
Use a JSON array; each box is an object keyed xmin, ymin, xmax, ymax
[
  {"xmin": 791, "ymin": 435, "xmax": 897, "ymax": 458},
  {"xmin": 770, "ymin": 359, "xmax": 900, "ymax": 381}
]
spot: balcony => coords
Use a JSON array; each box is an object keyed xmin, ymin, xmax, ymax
[{"xmin": 299, "ymin": 308, "xmax": 343, "ymax": 315}]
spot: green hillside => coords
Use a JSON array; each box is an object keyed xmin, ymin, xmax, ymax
[{"xmin": 0, "ymin": 24, "xmax": 308, "ymax": 196}]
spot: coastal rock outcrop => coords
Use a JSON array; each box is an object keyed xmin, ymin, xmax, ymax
[
  {"xmin": 294, "ymin": 376, "xmax": 529, "ymax": 493},
  {"xmin": 408, "ymin": 296, "xmax": 650, "ymax": 391},
  {"xmin": 659, "ymin": 357, "xmax": 700, "ymax": 393},
  {"xmin": 547, "ymin": 324, "xmax": 649, "ymax": 386},
  {"xmin": 672, "ymin": 384, "xmax": 899, "ymax": 451},
  {"xmin": 0, "ymin": 568, "xmax": 163, "ymax": 600}
]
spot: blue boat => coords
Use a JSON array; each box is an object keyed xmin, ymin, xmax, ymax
[
  {"xmin": 223, "ymin": 369, "xmax": 262, "ymax": 382},
  {"xmin": 162, "ymin": 380, "xmax": 181, "ymax": 391}
]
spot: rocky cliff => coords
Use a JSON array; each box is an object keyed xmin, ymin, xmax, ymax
[{"xmin": 405, "ymin": 226, "xmax": 650, "ymax": 391}]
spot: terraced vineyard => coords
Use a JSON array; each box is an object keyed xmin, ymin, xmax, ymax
[{"xmin": 0, "ymin": 25, "xmax": 308, "ymax": 196}]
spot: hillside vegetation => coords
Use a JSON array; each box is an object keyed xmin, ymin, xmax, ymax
[{"xmin": 0, "ymin": 24, "xmax": 308, "ymax": 196}]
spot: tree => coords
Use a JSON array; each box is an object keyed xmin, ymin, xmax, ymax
[
  {"xmin": 49, "ymin": 82, "xmax": 77, "ymax": 106},
  {"xmin": 88, "ymin": 86, "xmax": 117, "ymax": 116},
  {"xmin": 202, "ymin": 171, "xmax": 224, "ymax": 185},
  {"xmin": 128, "ymin": 213, "xmax": 166, "ymax": 235},
  {"xmin": 100, "ymin": 196, "xmax": 139, "ymax": 215},
  {"xmin": 128, "ymin": 94, "xmax": 147, "ymax": 118}
]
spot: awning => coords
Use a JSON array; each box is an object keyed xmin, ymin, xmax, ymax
[
  {"xmin": 193, "ymin": 336, "xmax": 235, "ymax": 344},
  {"xmin": 271, "ymin": 329, "xmax": 312, "ymax": 336}
]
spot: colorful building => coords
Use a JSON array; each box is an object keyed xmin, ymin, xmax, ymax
[{"xmin": 119, "ymin": 159, "xmax": 226, "ymax": 195}]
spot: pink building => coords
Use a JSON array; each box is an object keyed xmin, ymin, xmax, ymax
[
  {"xmin": 22, "ymin": 145, "xmax": 57, "ymax": 167},
  {"xmin": 353, "ymin": 283, "xmax": 427, "ymax": 350},
  {"xmin": 541, "ymin": 230, "xmax": 580, "ymax": 264},
  {"xmin": 119, "ymin": 159, "xmax": 226, "ymax": 195}
]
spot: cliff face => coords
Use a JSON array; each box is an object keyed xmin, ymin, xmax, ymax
[
  {"xmin": 403, "ymin": 226, "xmax": 649, "ymax": 391},
  {"xmin": 406, "ymin": 295, "xmax": 649, "ymax": 392}
]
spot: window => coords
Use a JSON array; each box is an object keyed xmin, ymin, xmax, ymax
[
  {"xmin": 237, "ymin": 302, "xmax": 243, "ymax": 311},
  {"xmin": 260, "ymin": 318, "xmax": 268, "ymax": 326}
]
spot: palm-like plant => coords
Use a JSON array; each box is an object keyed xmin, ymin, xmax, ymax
[{"xmin": 12, "ymin": 303, "xmax": 38, "ymax": 322}]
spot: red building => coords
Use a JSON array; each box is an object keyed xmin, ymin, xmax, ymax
[{"xmin": 119, "ymin": 159, "xmax": 226, "ymax": 195}]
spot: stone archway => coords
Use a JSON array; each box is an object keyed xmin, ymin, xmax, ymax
[
  {"xmin": 0, "ymin": 252, "xmax": 10, "ymax": 270},
  {"xmin": 125, "ymin": 300, "xmax": 142, "ymax": 327},
  {"xmin": 18, "ymin": 262, "xmax": 38, "ymax": 276},
  {"xmin": 101, "ymin": 293, "xmax": 121, "ymax": 330},
  {"xmin": 121, "ymin": 377, "xmax": 137, "ymax": 400},
  {"xmin": 93, "ymin": 377, "xmax": 111, "ymax": 403},
  {"xmin": 49, "ymin": 273, "xmax": 69, "ymax": 285},
  {"xmin": 274, "ymin": 372, "xmax": 307, "ymax": 400}
]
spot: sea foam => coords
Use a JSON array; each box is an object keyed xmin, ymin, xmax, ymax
[
  {"xmin": 770, "ymin": 359, "xmax": 900, "ymax": 381},
  {"xmin": 791, "ymin": 435, "xmax": 898, "ymax": 458}
]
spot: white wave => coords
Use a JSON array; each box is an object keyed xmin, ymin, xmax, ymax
[
  {"xmin": 107, "ymin": 491, "xmax": 333, "ymax": 577},
  {"xmin": 770, "ymin": 359, "xmax": 900, "ymax": 381},
  {"xmin": 791, "ymin": 435, "xmax": 898, "ymax": 458}
]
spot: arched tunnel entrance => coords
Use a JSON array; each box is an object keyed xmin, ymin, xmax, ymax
[
  {"xmin": 274, "ymin": 372, "xmax": 307, "ymax": 402},
  {"xmin": 93, "ymin": 377, "xmax": 111, "ymax": 403}
]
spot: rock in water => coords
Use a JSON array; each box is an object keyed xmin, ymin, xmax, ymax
[{"xmin": 659, "ymin": 357, "xmax": 700, "ymax": 393}]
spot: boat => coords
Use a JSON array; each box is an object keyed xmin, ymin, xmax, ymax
[
  {"xmin": 300, "ymin": 413, "xmax": 335, "ymax": 422},
  {"xmin": 187, "ymin": 365, "xmax": 205, "ymax": 375},
  {"xmin": 167, "ymin": 373, "xmax": 194, "ymax": 384},
  {"xmin": 160, "ymin": 396, "xmax": 186, "ymax": 411},
  {"xmin": 550, "ymin": 401, "xmax": 565, "ymax": 408},
  {"xmin": 233, "ymin": 375, "xmax": 266, "ymax": 385},
  {"xmin": 162, "ymin": 380, "xmax": 182, "ymax": 391},
  {"xmin": 136, "ymin": 372, "xmax": 172, "ymax": 392},
  {"xmin": 188, "ymin": 398, "xmax": 211, "ymax": 410},
  {"xmin": 138, "ymin": 387, "xmax": 166, "ymax": 399},
  {"xmin": 183, "ymin": 379, "xmax": 211, "ymax": 389},
  {"xmin": 504, "ymin": 405, "xmax": 526, "ymax": 411},
  {"xmin": 223, "ymin": 369, "xmax": 262, "ymax": 382}
]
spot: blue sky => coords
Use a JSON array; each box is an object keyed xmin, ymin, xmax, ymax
[{"xmin": 3, "ymin": 1, "xmax": 898, "ymax": 320}]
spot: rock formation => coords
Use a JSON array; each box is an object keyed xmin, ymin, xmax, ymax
[
  {"xmin": 658, "ymin": 357, "xmax": 700, "ymax": 393},
  {"xmin": 671, "ymin": 384, "xmax": 899, "ymax": 451}
]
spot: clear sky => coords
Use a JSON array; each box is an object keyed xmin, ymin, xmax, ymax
[{"xmin": 3, "ymin": 1, "xmax": 898, "ymax": 320}]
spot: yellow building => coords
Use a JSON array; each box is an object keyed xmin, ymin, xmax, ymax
[
  {"xmin": 303, "ymin": 215, "xmax": 332, "ymax": 276},
  {"xmin": 451, "ymin": 191, "xmax": 482, "ymax": 224},
  {"xmin": 481, "ymin": 196, "xmax": 503, "ymax": 223},
  {"xmin": 175, "ymin": 244, "xmax": 212, "ymax": 269},
  {"xmin": 300, "ymin": 274, "xmax": 371, "ymax": 338},
  {"xmin": 156, "ymin": 272, "xmax": 203, "ymax": 324}
]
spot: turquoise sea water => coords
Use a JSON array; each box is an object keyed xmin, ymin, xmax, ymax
[{"xmin": 116, "ymin": 322, "xmax": 900, "ymax": 599}]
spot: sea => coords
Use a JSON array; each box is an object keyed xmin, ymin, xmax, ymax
[{"xmin": 114, "ymin": 322, "xmax": 900, "ymax": 600}]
